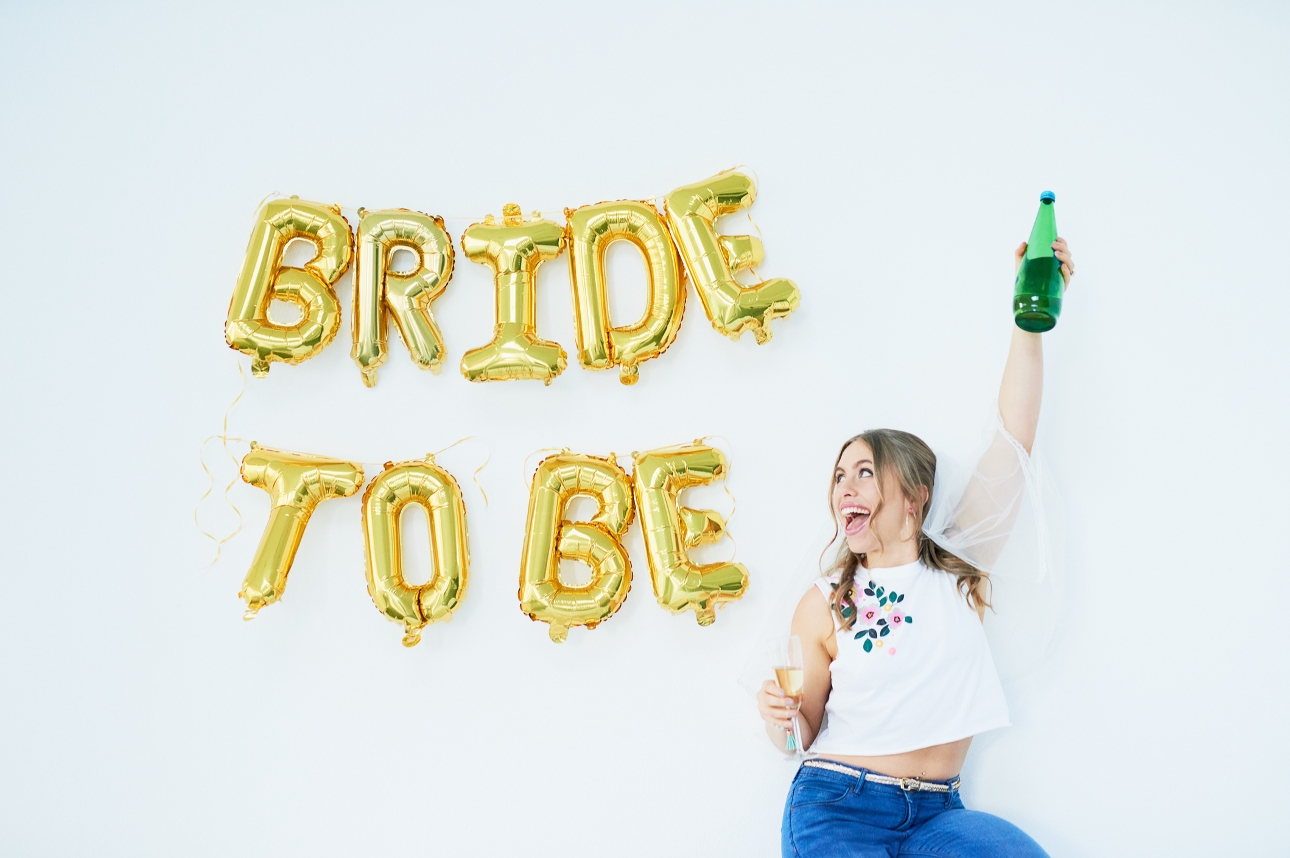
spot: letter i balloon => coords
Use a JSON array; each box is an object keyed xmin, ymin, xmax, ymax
[{"xmin": 459, "ymin": 204, "xmax": 568, "ymax": 384}]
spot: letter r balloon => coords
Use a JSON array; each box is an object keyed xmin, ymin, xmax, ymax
[{"xmin": 351, "ymin": 209, "xmax": 455, "ymax": 387}]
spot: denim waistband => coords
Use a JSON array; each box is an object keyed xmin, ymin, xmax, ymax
[{"xmin": 800, "ymin": 758, "xmax": 961, "ymax": 792}]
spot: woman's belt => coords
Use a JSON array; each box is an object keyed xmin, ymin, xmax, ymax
[{"xmin": 802, "ymin": 758, "xmax": 961, "ymax": 793}]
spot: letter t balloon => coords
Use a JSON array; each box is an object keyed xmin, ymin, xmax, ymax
[{"xmin": 238, "ymin": 445, "xmax": 364, "ymax": 619}]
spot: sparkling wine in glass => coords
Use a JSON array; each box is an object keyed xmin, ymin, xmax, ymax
[
  {"xmin": 774, "ymin": 666, "xmax": 804, "ymax": 698},
  {"xmin": 774, "ymin": 636, "xmax": 805, "ymax": 759}
]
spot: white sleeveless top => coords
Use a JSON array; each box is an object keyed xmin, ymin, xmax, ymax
[{"xmin": 809, "ymin": 559, "xmax": 1010, "ymax": 756}]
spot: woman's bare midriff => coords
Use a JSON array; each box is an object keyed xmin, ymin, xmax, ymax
[{"xmin": 814, "ymin": 736, "xmax": 973, "ymax": 781}]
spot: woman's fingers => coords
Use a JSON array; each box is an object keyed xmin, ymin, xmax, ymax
[
  {"xmin": 760, "ymin": 681, "xmax": 795, "ymax": 705},
  {"xmin": 763, "ymin": 706, "xmax": 797, "ymax": 729},
  {"xmin": 1052, "ymin": 237, "xmax": 1074, "ymax": 286},
  {"xmin": 1014, "ymin": 241, "xmax": 1028, "ymax": 274},
  {"xmin": 1052, "ymin": 238, "xmax": 1073, "ymax": 267},
  {"xmin": 759, "ymin": 691, "xmax": 796, "ymax": 712},
  {"xmin": 757, "ymin": 683, "xmax": 800, "ymax": 729}
]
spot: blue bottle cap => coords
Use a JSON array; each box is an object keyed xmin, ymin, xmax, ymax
[{"xmin": 1040, "ymin": 190, "xmax": 1055, "ymax": 203}]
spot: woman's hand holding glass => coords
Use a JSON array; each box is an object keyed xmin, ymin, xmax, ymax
[
  {"xmin": 758, "ymin": 679, "xmax": 801, "ymax": 737},
  {"xmin": 759, "ymin": 635, "xmax": 805, "ymax": 758}
]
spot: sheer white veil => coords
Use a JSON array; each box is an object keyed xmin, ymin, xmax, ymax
[
  {"xmin": 923, "ymin": 415, "xmax": 1065, "ymax": 680},
  {"xmin": 739, "ymin": 414, "xmax": 1064, "ymax": 693}
]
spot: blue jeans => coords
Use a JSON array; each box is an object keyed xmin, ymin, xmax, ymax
[{"xmin": 781, "ymin": 762, "xmax": 1049, "ymax": 857}]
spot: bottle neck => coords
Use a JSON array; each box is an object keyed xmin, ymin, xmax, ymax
[{"xmin": 1026, "ymin": 203, "xmax": 1057, "ymax": 260}]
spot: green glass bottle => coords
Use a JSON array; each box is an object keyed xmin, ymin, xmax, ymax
[{"xmin": 1013, "ymin": 190, "xmax": 1064, "ymax": 332}]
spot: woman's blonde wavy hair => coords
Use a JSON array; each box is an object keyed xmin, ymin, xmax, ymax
[{"xmin": 826, "ymin": 429, "xmax": 991, "ymax": 628}]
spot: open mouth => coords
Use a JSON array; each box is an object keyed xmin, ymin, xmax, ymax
[{"xmin": 840, "ymin": 505, "xmax": 870, "ymax": 536}]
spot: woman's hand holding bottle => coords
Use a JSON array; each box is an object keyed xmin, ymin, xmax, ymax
[{"xmin": 1014, "ymin": 236, "xmax": 1075, "ymax": 288}]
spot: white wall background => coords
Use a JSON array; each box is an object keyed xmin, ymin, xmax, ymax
[{"xmin": 1, "ymin": 2, "xmax": 1287, "ymax": 855}]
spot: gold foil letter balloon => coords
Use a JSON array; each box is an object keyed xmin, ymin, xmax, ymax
[
  {"xmin": 664, "ymin": 170, "xmax": 800, "ymax": 343},
  {"xmin": 225, "ymin": 198, "xmax": 353, "ymax": 377},
  {"xmin": 566, "ymin": 200, "xmax": 684, "ymax": 385},
  {"xmin": 459, "ymin": 204, "xmax": 567, "ymax": 384},
  {"xmin": 632, "ymin": 443, "xmax": 748, "ymax": 626},
  {"xmin": 351, "ymin": 209, "xmax": 455, "ymax": 387},
  {"xmin": 519, "ymin": 453, "xmax": 634, "ymax": 642},
  {"xmin": 238, "ymin": 444, "xmax": 364, "ymax": 619},
  {"xmin": 361, "ymin": 457, "xmax": 469, "ymax": 647}
]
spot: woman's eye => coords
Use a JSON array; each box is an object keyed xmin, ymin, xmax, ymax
[
  {"xmin": 860, "ymin": 468, "xmax": 873, "ymax": 478},
  {"xmin": 834, "ymin": 472, "xmax": 843, "ymax": 484}
]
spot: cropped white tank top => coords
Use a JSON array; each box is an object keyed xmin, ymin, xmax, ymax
[{"xmin": 809, "ymin": 559, "xmax": 1010, "ymax": 756}]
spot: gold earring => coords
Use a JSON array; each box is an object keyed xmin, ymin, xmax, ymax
[{"xmin": 902, "ymin": 513, "xmax": 913, "ymax": 541}]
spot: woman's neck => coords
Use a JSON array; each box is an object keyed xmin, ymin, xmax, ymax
[{"xmin": 864, "ymin": 539, "xmax": 920, "ymax": 569}]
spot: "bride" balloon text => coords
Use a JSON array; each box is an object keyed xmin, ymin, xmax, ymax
[{"xmin": 225, "ymin": 170, "xmax": 800, "ymax": 386}]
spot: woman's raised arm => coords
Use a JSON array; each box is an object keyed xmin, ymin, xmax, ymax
[
  {"xmin": 930, "ymin": 238, "xmax": 1076, "ymax": 573},
  {"xmin": 998, "ymin": 237, "xmax": 1074, "ymax": 453}
]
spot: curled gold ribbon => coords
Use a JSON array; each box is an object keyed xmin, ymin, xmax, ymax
[
  {"xmin": 731, "ymin": 163, "xmax": 766, "ymax": 278},
  {"xmin": 699, "ymin": 434, "xmax": 739, "ymax": 564},
  {"xmin": 521, "ymin": 447, "xmax": 568, "ymax": 492},
  {"xmin": 194, "ymin": 361, "xmax": 249, "ymax": 568},
  {"xmin": 429, "ymin": 436, "xmax": 491, "ymax": 508}
]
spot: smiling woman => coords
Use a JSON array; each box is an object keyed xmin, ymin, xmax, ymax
[
  {"xmin": 758, "ymin": 239, "xmax": 1075, "ymax": 858},
  {"xmin": 830, "ymin": 430, "xmax": 991, "ymax": 626}
]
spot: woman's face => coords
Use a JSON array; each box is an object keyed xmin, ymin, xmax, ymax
[{"xmin": 833, "ymin": 440, "xmax": 912, "ymax": 557}]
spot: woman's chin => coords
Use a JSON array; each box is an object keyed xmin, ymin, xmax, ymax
[{"xmin": 843, "ymin": 533, "xmax": 873, "ymax": 555}]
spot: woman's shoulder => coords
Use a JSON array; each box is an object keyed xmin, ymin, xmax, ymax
[
  {"xmin": 811, "ymin": 572, "xmax": 841, "ymax": 597},
  {"xmin": 795, "ymin": 576, "xmax": 840, "ymax": 637}
]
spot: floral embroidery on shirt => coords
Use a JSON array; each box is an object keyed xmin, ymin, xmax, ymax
[{"xmin": 832, "ymin": 579, "xmax": 914, "ymax": 654}]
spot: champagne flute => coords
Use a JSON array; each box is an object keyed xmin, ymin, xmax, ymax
[{"xmin": 773, "ymin": 636, "xmax": 805, "ymax": 760}]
